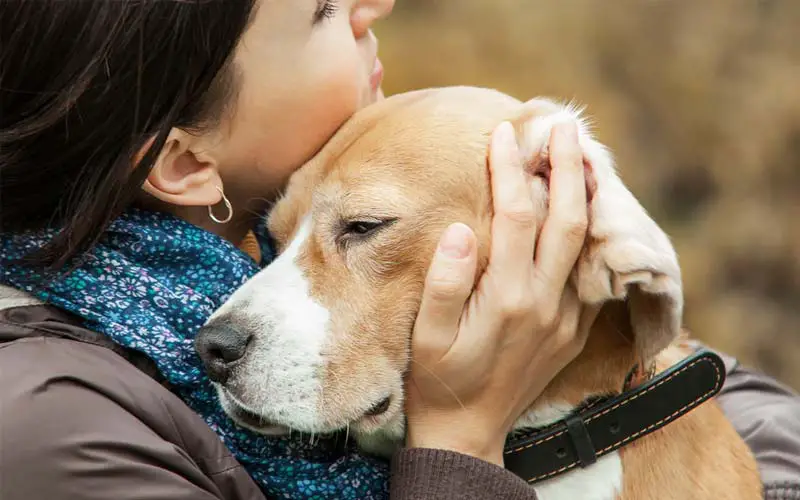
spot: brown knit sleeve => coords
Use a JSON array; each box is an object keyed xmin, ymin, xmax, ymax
[
  {"xmin": 708, "ymin": 346, "xmax": 800, "ymax": 499},
  {"xmin": 390, "ymin": 448, "xmax": 537, "ymax": 499}
]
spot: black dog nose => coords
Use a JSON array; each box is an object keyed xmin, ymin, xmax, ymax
[{"xmin": 195, "ymin": 322, "xmax": 252, "ymax": 384}]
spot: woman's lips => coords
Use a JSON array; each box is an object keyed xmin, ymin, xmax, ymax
[{"xmin": 370, "ymin": 57, "xmax": 384, "ymax": 92}]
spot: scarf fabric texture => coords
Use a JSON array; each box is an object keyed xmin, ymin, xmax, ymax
[{"xmin": 0, "ymin": 208, "xmax": 389, "ymax": 499}]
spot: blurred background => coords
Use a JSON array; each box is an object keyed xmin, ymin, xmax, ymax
[{"xmin": 375, "ymin": 0, "xmax": 800, "ymax": 389}]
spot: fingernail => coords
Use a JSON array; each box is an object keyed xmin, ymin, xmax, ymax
[
  {"xmin": 557, "ymin": 121, "xmax": 579, "ymax": 141},
  {"xmin": 495, "ymin": 121, "xmax": 517, "ymax": 148},
  {"xmin": 438, "ymin": 223, "xmax": 473, "ymax": 259}
]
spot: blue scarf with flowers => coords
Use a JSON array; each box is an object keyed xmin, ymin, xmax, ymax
[{"xmin": 0, "ymin": 208, "xmax": 389, "ymax": 499}]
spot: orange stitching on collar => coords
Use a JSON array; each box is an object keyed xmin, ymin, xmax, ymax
[{"xmin": 501, "ymin": 356, "xmax": 722, "ymax": 483}]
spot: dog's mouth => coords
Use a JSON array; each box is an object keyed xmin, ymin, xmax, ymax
[
  {"xmin": 364, "ymin": 396, "xmax": 392, "ymax": 417},
  {"xmin": 355, "ymin": 395, "xmax": 394, "ymax": 428},
  {"xmin": 351, "ymin": 394, "xmax": 403, "ymax": 437},
  {"xmin": 220, "ymin": 388, "xmax": 398, "ymax": 437},
  {"xmin": 220, "ymin": 391, "xmax": 292, "ymax": 436}
]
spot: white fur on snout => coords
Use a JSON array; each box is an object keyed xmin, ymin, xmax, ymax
[{"xmin": 209, "ymin": 216, "xmax": 331, "ymax": 432}]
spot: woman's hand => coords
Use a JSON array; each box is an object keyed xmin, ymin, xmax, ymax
[{"xmin": 404, "ymin": 121, "xmax": 599, "ymax": 467}]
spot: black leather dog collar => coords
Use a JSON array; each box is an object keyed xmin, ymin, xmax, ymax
[{"xmin": 503, "ymin": 350, "xmax": 726, "ymax": 484}]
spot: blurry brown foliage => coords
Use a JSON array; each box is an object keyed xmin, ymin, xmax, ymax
[{"xmin": 376, "ymin": 0, "xmax": 800, "ymax": 389}]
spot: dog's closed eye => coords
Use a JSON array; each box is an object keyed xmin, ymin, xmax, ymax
[{"xmin": 336, "ymin": 217, "xmax": 398, "ymax": 246}]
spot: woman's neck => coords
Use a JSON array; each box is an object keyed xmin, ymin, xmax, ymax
[
  {"xmin": 173, "ymin": 204, "xmax": 261, "ymax": 247},
  {"xmin": 135, "ymin": 196, "xmax": 267, "ymax": 249}
]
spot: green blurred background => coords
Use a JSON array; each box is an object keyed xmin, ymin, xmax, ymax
[{"xmin": 375, "ymin": 0, "xmax": 800, "ymax": 389}]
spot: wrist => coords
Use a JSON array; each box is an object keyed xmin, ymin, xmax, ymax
[{"xmin": 406, "ymin": 425, "xmax": 506, "ymax": 467}]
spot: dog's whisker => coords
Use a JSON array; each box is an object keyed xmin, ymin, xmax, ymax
[{"xmin": 243, "ymin": 197, "xmax": 279, "ymax": 217}]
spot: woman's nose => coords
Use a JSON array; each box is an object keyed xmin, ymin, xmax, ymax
[
  {"xmin": 195, "ymin": 322, "xmax": 253, "ymax": 384},
  {"xmin": 351, "ymin": 0, "xmax": 395, "ymax": 39}
]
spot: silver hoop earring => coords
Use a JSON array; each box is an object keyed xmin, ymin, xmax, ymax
[{"xmin": 208, "ymin": 186, "xmax": 233, "ymax": 224}]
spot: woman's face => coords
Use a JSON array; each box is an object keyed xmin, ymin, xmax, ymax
[{"xmin": 214, "ymin": 0, "xmax": 394, "ymax": 209}]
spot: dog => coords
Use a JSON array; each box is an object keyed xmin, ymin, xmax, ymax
[{"xmin": 196, "ymin": 86, "xmax": 761, "ymax": 499}]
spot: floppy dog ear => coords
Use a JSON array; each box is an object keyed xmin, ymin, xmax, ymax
[{"xmin": 512, "ymin": 98, "xmax": 684, "ymax": 362}]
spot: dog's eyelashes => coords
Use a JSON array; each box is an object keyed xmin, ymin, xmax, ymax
[
  {"xmin": 346, "ymin": 221, "xmax": 383, "ymax": 236},
  {"xmin": 337, "ymin": 218, "xmax": 398, "ymax": 246}
]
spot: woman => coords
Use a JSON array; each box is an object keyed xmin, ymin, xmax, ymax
[{"xmin": 0, "ymin": 1, "xmax": 797, "ymax": 500}]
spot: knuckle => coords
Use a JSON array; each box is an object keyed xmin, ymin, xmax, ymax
[
  {"xmin": 564, "ymin": 211, "xmax": 589, "ymax": 229},
  {"xmin": 425, "ymin": 276, "xmax": 470, "ymax": 302},
  {"xmin": 562, "ymin": 218, "xmax": 589, "ymax": 243},
  {"xmin": 539, "ymin": 311, "xmax": 561, "ymax": 332},
  {"xmin": 498, "ymin": 203, "xmax": 537, "ymax": 227},
  {"xmin": 498, "ymin": 290, "xmax": 536, "ymax": 318},
  {"xmin": 538, "ymin": 305, "xmax": 561, "ymax": 331},
  {"xmin": 552, "ymin": 314, "xmax": 586, "ymax": 353}
]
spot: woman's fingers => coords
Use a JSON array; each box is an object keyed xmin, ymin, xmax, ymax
[
  {"xmin": 534, "ymin": 122, "xmax": 589, "ymax": 302},
  {"xmin": 486, "ymin": 122, "xmax": 538, "ymax": 277},
  {"xmin": 413, "ymin": 223, "xmax": 478, "ymax": 361},
  {"xmin": 554, "ymin": 287, "xmax": 599, "ymax": 359},
  {"xmin": 577, "ymin": 303, "xmax": 602, "ymax": 347},
  {"xmin": 406, "ymin": 118, "xmax": 598, "ymax": 467}
]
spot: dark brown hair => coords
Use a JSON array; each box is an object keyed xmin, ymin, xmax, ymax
[{"xmin": 0, "ymin": 0, "xmax": 257, "ymax": 268}]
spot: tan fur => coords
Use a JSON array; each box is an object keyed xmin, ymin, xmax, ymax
[{"xmin": 266, "ymin": 86, "xmax": 761, "ymax": 497}]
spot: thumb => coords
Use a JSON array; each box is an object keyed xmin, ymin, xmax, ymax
[{"xmin": 413, "ymin": 223, "xmax": 478, "ymax": 360}]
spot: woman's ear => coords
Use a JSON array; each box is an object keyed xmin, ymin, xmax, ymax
[{"xmin": 141, "ymin": 129, "xmax": 223, "ymax": 207}]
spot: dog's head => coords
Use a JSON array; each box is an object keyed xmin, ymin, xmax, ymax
[{"xmin": 196, "ymin": 87, "xmax": 683, "ymax": 449}]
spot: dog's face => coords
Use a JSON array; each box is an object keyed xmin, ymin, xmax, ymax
[{"xmin": 200, "ymin": 87, "xmax": 683, "ymax": 452}]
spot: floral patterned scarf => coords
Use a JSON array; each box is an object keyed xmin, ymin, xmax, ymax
[{"xmin": 0, "ymin": 208, "xmax": 389, "ymax": 499}]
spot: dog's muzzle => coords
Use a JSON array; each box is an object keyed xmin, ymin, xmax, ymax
[{"xmin": 195, "ymin": 321, "xmax": 253, "ymax": 384}]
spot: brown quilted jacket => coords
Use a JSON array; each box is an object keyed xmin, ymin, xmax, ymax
[{"xmin": 1, "ymin": 285, "xmax": 798, "ymax": 499}]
